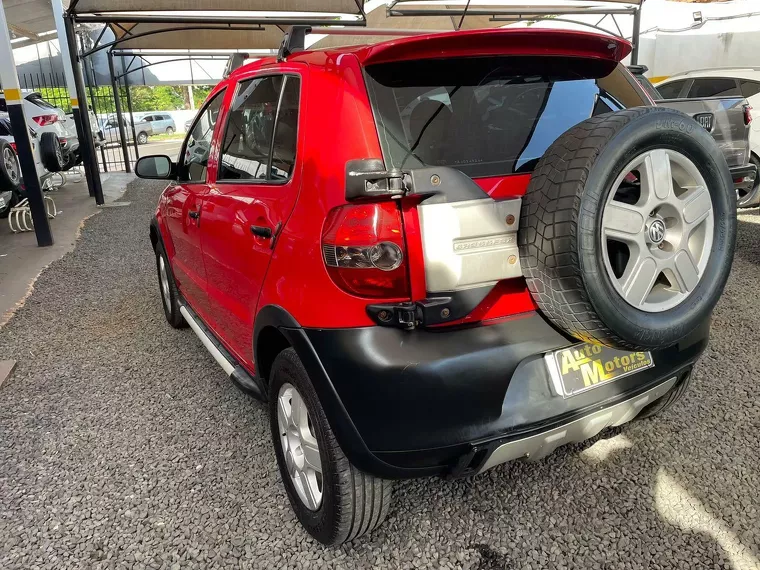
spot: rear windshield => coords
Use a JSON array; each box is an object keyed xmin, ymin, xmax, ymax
[{"xmin": 365, "ymin": 56, "xmax": 644, "ymax": 177}]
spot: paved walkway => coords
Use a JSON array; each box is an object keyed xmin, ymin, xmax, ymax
[{"xmin": 0, "ymin": 179, "xmax": 758, "ymax": 569}]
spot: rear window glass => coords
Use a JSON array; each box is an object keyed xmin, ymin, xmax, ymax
[
  {"xmin": 365, "ymin": 56, "xmax": 638, "ymax": 177},
  {"xmin": 0, "ymin": 119, "xmax": 11, "ymax": 136}
]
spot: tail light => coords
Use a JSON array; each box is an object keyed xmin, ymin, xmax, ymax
[
  {"xmin": 9, "ymin": 142, "xmax": 17, "ymax": 152},
  {"xmin": 744, "ymin": 104, "xmax": 753, "ymax": 126},
  {"xmin": 321, "ymin": 202, "xmax": 409, "ymax": 298},
  {"xmin": 32, "ymin": 114, "xmax": 58, "ymax": 127}
]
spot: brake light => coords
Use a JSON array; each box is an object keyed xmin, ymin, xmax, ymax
[
  {"xmin": 32, "ymin": 114, "xmax": 58, "ymax": 126},
  {"xmin": 744, "ymin": 104, "xmax": 753, "ymax": 126},
  {"xmin": 321, "ymin": 202, "xmax": 409, "ymax": 298},
  {"xmin": 9, "ymin": 142, "xmax": 16, "ymax": 152}
]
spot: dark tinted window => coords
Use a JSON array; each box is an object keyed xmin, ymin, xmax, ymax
[
  {"xmin": 0, "ymin": 118, "xmax": 11, "ymax": 136},
  {"xmin": 219, "ymin": 76, "xmax": 281, "ymax": 181},
  {"xmin": 657, "ymin": 80, "xmax": 687, "ymax": 99},
  {"xmin": 271, "ymin": 77, "xmax": 300, "ymax": 180},
  {"xmin": 219, "ymin": 75, "xmax": 299, "ymax": 182},
  {"xmin": 365, "ymin": 56, "xmax": 629, "ymax": 177},
  {"xmin": 741, "ymin": 80, "xmax": 760, "ymax": 98},
  {"xmin": 0, "ymin": 98, "xmax": 7, "ymax": 112},
  {"xmin": 178, "ymin": 89, "xmax": 225, "ymax": 183},
  {"xmin": 688, "ymin": 78, "xmax": 740, "ymax": 98}
]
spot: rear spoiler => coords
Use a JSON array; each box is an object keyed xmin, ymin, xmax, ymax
[{"xmin": 359, "ymin": 28, "xmax": 632, "ymax": 66}]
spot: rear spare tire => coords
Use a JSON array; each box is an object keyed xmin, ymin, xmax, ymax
[
  {"xmin": 40, "ymin": 132, "xmax": 64, "ymax": 172},
  {"xmin": 519, "ymin": 107, "xmax": 736, "ymax": 350}
]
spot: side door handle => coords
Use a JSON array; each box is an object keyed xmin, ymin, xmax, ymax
[
  {"xmin": 188, "ymin": 211, "xmax": 200, "ymax": 220},
  {"xmin": 250, "ymin": 225, "xmax": 273, "ymax": 239}
]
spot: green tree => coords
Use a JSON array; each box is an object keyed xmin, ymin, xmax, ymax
[{"xmin": 192, "ymin": 85, "xmax": 214, "ymax": 109}]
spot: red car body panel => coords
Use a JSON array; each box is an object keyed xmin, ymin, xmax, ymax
[{"xmin": 155, "ymin": 27, "xmax": 635, "ymax": 373}]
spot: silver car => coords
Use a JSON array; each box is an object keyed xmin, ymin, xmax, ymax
[{"xmin": 102, "ymin": 116, "xmax": 153, "ymax": 145}]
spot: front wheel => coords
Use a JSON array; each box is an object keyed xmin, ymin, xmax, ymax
[
  {"xmin": 165, "ymin": 126, "xmax": 175, "ymax": 135},
  {"xmin": 155, "ymin": 242, "xmax": 186, "ymax": 328},
  {"xmin": 269, "ymin": 348, "xmax": 393, "ymax": 545},
  {"xmin": 137, "ymin": 132, "xmax": 149, "ymax": 145}
]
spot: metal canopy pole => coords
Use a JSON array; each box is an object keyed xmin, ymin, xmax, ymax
[
  {"xmin": 57, "ymin": 7, "xmax": 105, "ymax": 205},
  {"xmin": 121, "ymin": 59, "xmax": 140, "ymax": 162},
  {"xmin": 631, "ymin": 3, "xmax": 643, "ymax": 65},
  {"xmin": 107, "ymin": 51, "xmax": 131, "ymax": 172},
  {"xmin": 0, "ymin": 0, "xmax": 53, "ymax": 246}
]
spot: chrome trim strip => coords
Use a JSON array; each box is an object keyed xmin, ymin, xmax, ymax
[
  {"xmin": 179, "ymin": 305, "xmax": 235, "ymax": 376},
  {"xmin": 477, "ymin": 376, "xmax": 678, "ymax": 473}
]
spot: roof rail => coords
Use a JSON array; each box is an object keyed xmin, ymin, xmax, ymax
[
  {"xmin": 670, "ymin": 66, "xmax": 760, "ymax": 77},
  {"xmin": 278, "ymin": 25, "xmax": 311, "ymax": 62}
]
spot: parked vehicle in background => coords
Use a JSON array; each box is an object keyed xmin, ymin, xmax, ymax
[
  {"xmin": 0, "ymin": 114, "xmax": 53, "ymax": 216},
  {"xmin": 142, "ymin": 114, "xmax": 176, "ymax": 134},
  {"xmin": 629, "ymin": 66, "xmax": 757, "ymax": 206},
  {"xmin": 137, "ymin": 28, "xmax": 736, "ymax": 545},
  {"xmin": 0, "ymin": 90, "xmax": 85, "ymax": 171},
  {"xmin": 102, "ymin": 116, "xmax": 153, "ymax": 145},
  {"xmin": 656, "ymin": 68, "xmax": 760, "ymax": 206}
]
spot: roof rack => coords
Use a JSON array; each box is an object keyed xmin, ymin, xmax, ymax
[{"xmin": 278, "ymin": 25, "xmax": 311, "ymax": 62}]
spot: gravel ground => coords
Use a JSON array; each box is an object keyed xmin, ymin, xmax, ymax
[{"xmin": 0, "ymin": 179, "xmax": 759, "ymax": 570}]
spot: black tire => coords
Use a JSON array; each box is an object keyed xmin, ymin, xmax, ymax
[
  {"xmin": 0, "ymin": 141, "xmax": 21, "ymax": 190},
  {"xmin": 737, "ymin": 154, "xmax": 760, "ymax": 208},
  {"xmin": 40, "ymin": 132, "xmax": 64, "ymax": 172},
  {"xmin": 165, "ymin": 126, "xmax": 174, "ymax": 135},
  {"xmin": 154, "ymin": 241, "xmax": 186, "ymax": 328},
  {"xmin": 519, "ymin": 107, "xmax": 736, "ymax": 350},
  {"xmin": 637, "ymin": 371, "xmax": 692, "ymax": 419},
  {"xmin": 60, "ymin": 151, "xmax": 77, "ymax": 172},
  {"xmin": 269, "ymin": 348, "xmax": 393, "ymax": 545},
  {"xmin": 137, "ymin": 131, "xmax": 149, "ymax": 145}
]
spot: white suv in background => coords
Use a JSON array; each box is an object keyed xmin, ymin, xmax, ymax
[
  {"xmin": 0, "ymin": 90, "xmax": 102, "ymax": 170},
  {"xmin": 656, "ymin": 69, "xmax": 760, "ymax": 175}
]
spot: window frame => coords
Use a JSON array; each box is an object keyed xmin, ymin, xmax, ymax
[
  {"xmin": 215, "ymin": 72, "xmax": 301, "ymax": 186},
  {"xmin": 687, "ymin": 77, "xmax": 741, "ymax": 99},
  {"xmin": 177, "ymin": 87, "xmax": 227, "ymax": 184}
]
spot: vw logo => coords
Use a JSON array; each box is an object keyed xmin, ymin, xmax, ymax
[{"xmin": 648, "ymin": 219, "xmax": 666, "ymax": 244}]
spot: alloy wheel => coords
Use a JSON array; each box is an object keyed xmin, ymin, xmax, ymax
[
  {"xmin": 277, "ymin": 383, "xmax": 323, "ymax": 511},
  {"xmin": 3, "ymin": 148, "xmax": 19, "ymax": 184},
  {"xmin": 601, "ymin": 148, "xmax": 714, "ymax": 312},
  {"xmin": 158, "ymin": 255, "xmax": 171, "ymax": 312}
]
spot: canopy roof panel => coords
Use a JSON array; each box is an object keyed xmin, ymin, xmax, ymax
[
  {"xmin": 110, "ymin": 23, "xmax": 286, "ymax": 51},
  {"xmin": 72, "ymin": 0, "xmax": 364, "ymax": 15}
]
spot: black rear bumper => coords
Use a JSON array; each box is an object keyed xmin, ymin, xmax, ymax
[{"xmin": 289, "ymin": 312, "xmax": 709, "ymax": 479}]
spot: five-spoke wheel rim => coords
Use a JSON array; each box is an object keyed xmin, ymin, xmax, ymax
[
  {"xmin": 601, "ymin": 148, "xmax": 714, "ymax": 312},
  {"xmin": 3, "ymin": 148, "xmax": 19, "ymax": 184},
  {"xmin": 277, "ymin": 383, "xmax": 323, "ymax": 511},
  {"xmin": 158, "ymin": 256, "xmax": 171, "ymax": 311}
]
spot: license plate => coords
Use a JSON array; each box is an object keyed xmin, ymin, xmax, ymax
[{"xmin": 545, "ymin": 343, "xmax": 654, "ymax": 398}]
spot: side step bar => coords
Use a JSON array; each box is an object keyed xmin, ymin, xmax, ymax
[{"xmin": 179, "ymin": 304, "xmax": 267, "ymax": 401}]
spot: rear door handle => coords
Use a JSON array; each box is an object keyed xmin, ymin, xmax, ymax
[
  {"xmin": 250, "ymin": 225, "xmax": 273, "ymax": 239},
  {"xmin": 188, "ymin": 211, "xmax": 200, "ymax": 220}
]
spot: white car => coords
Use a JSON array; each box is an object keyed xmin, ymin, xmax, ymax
[
  {"xmin": 656, "ymin": 68, "xmax": 760, "ymax": 172},
  {"xmin": 0, "ymin": 90, "xmax": 102, "ymax": 170},
  {"xmin": 0, "ymin": 113, "xmax": 50, "ymax": 216}
]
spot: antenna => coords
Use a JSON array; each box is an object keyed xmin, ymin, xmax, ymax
[{"xmin": 278, "ymin": 25, "xmax": 312, "ymax": 62}]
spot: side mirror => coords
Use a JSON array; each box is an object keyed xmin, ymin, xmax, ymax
[{"xmin": 135, "ymin": 155, "xmax": 175, "ymax": 180}]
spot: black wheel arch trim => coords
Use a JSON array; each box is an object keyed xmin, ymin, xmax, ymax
[{"xmin": 253, "ymin": 304, "xmax": 427, "ymax": 479}]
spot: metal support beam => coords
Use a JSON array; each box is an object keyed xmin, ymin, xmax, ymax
[
  {"xmin": 54, "ymin": 0, "xmax": 105, "ymax": 205},
  {"xmin": 74, "ymin": 13, "xmax": 366, "ymax": 25},
  {"xmin": 0, "ymin": 0, "xmax": 53, "ymax": 247},
  {"xmin": 631, "ymin": 4, "xmax": 643, "ymax": 65},
  {"xmin": 121, "ymin": 59, "xmax": 140, "ymax": 162},
  {"xmin": 108, "ymin": 52, "xmax": 131, "ymax": 173}
]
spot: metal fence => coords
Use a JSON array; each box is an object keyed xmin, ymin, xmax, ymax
[{"xmin": 19, "ymin": 71, "xmax": 134, "ymax": 173}]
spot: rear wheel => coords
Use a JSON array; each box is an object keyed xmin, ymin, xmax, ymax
[
  {"xmin": 638, "ymin": 372, "xmax": 693, "ymax": 419},
  {"xmin": 165, "ymin": 126, "xmax": 174, "ymax": 135},
  {"xmin": 737, "ymin": 154, "xmax": 760, "ymax": 208},
  {"xmin": 137, "ymin": 131, "xmax": 149, "ymax": 145},
  {"xmin": 269, "ymin": 348, "xmax": 393, "ymax": 545}
]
